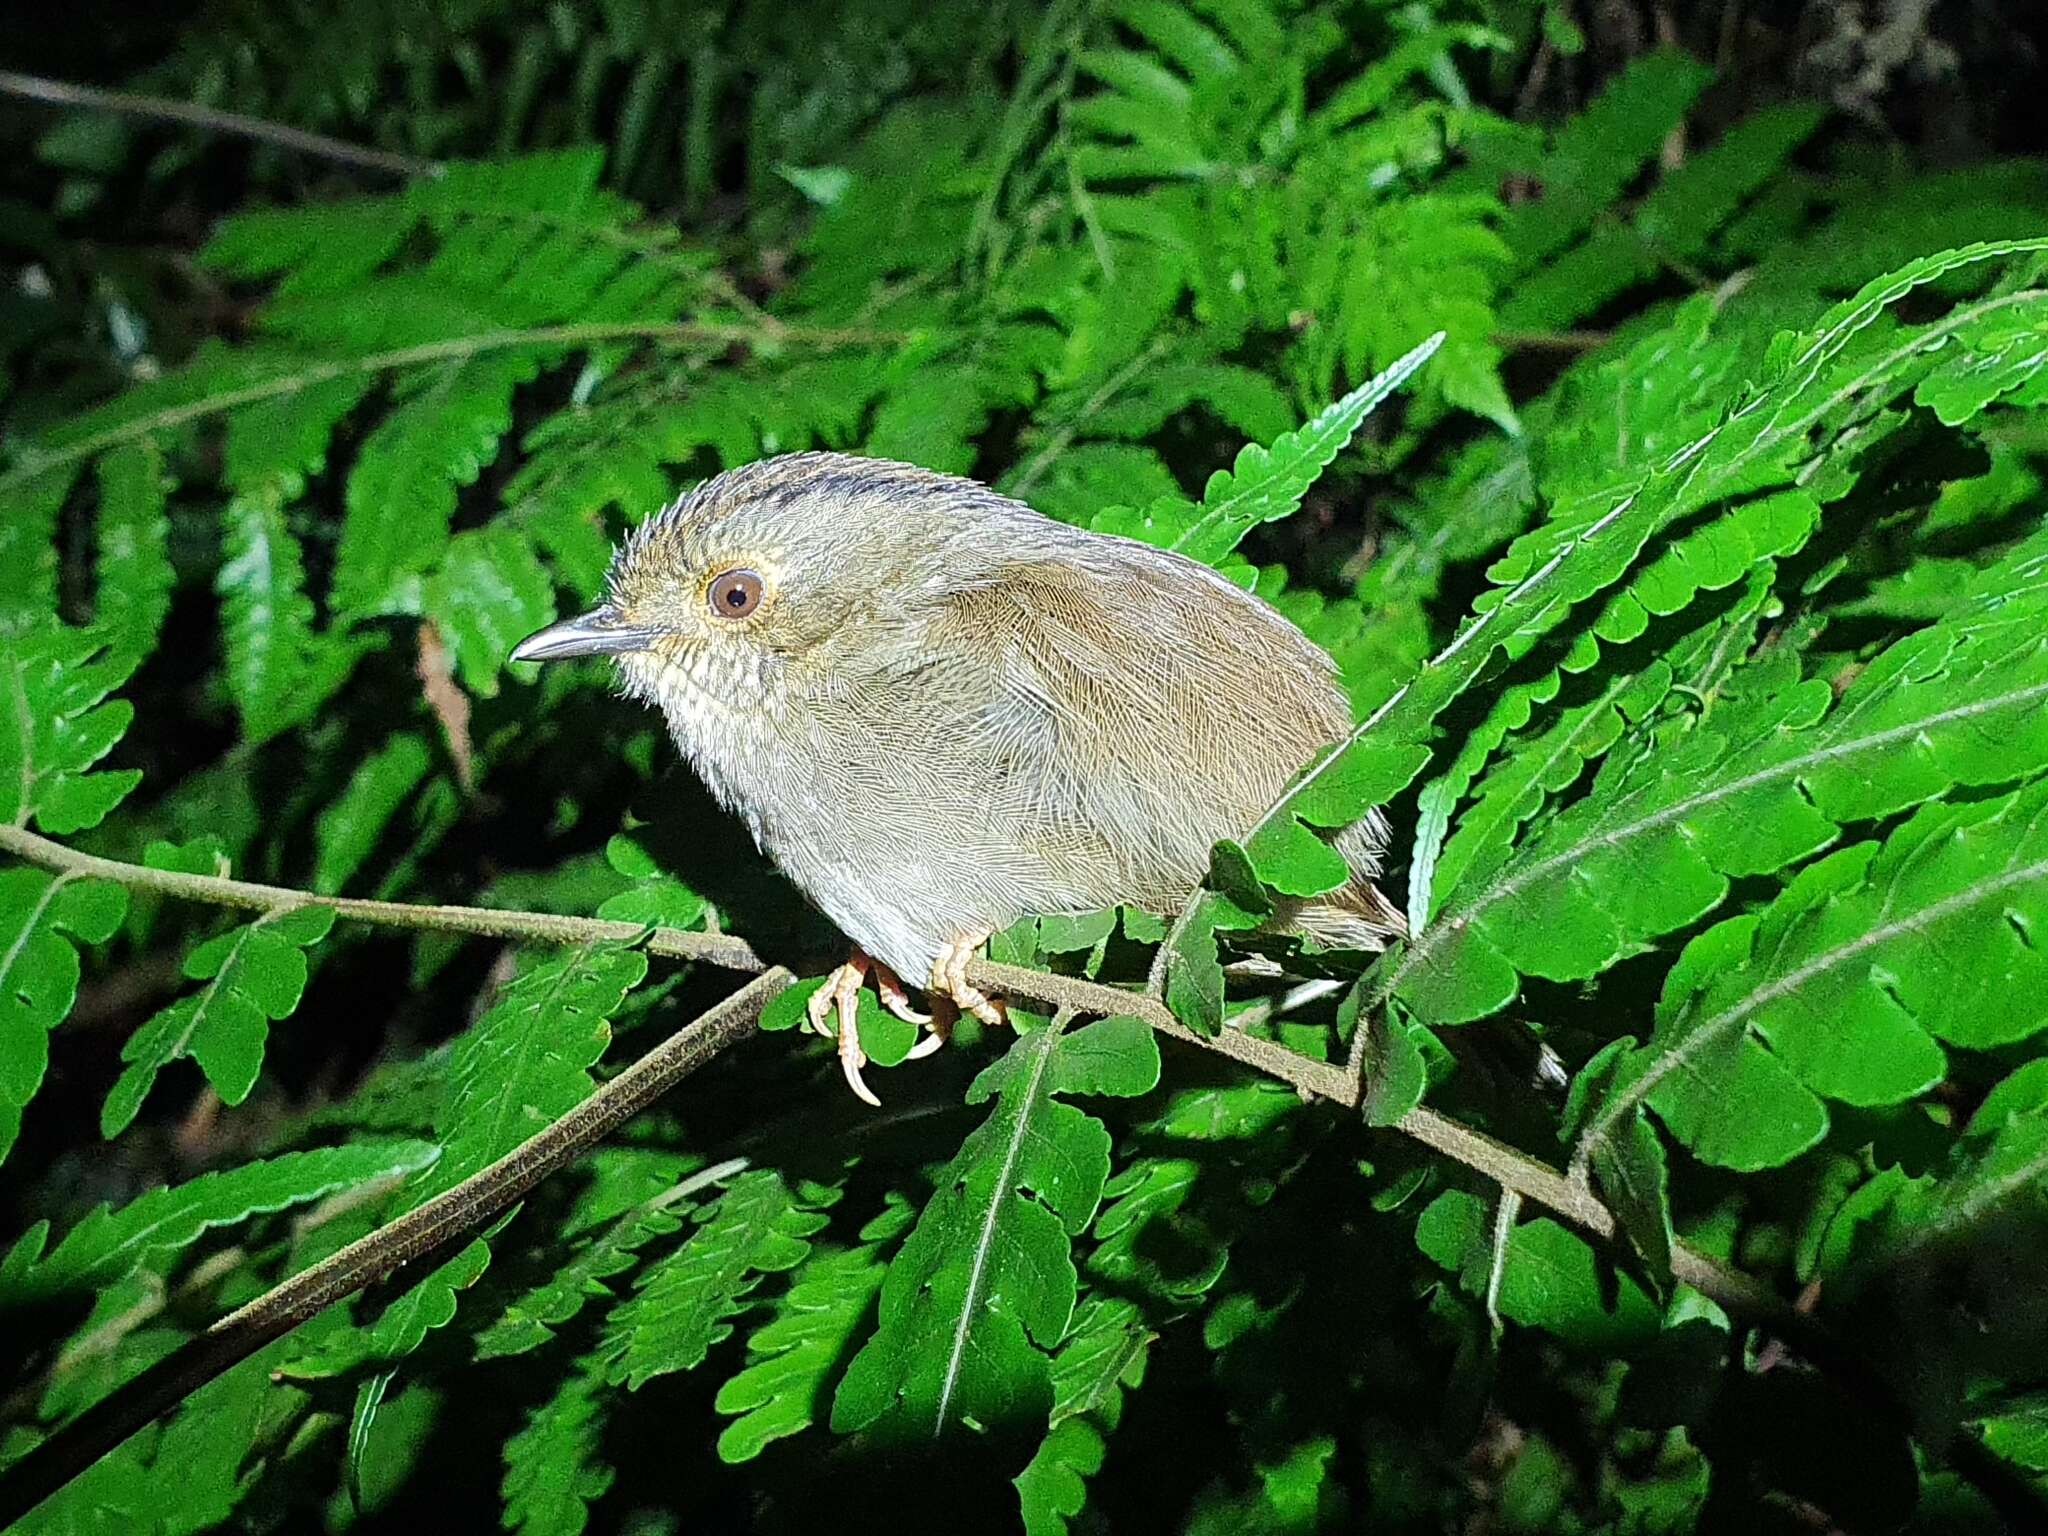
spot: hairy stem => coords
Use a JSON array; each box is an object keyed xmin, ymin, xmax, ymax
[
  {"xmin": 0, "ymin": 823, "xmax": 1817, "ymax": 1317},
  {"xmin": 0, "ymin": 823, "xmax": 766, "ymax": 968}
]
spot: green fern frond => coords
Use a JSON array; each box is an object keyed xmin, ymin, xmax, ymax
[
  {"xmin": 101, "ymin": 889, "xmax": 334, "ymax": 1138},
  {"xmin": 1014, "ymin": 1297, "xmax": 1151, "ymax": 1536},
  {"xmin": 713, "ymin": 1208, "xmax": 907, "ymax": 1462},
  {"xmin": 423, "ymin": 525, "xmax": 557, "ymax": 696},
  {"xmin": 0, "ymin": 466, "xmax": 75, "ymax": 632},
  {"xmin": 89, "ymin": 442, "xmax": 174, "ymax": 677},
  {"xmin": 1575, "ymin": 774, "xmax": 2048, "ymax": 1172},
  {"xmin": 291, "ymin": 943, "xmax": 645, "ymax": 1376},
  {"xmin": 501, "ymin": 1349, "xmax": 614, "ymax": 1536},
  {"xmin": 474, "ymin": 1169, "xmax": 692, "ymax": 1361},
  {"xmin": 1410, "ymin": 482, "xmax": 1811, "ymax": 927},
  {"xmin": 1415, "ymin": 1189, "xmax": 1659, "ymax": 1349},
  {"xmin": 1487, "ymin": 48, "xmax": 1711, "ymax": 274},
  {"xmin": 0, "ymin": 870, "xmax": 127, "ymax": 1165},
  {"xmin": 1236, "ymin": 241, "xmax": 2048, "ymax": 919},
  {"xmin": 148, "ymin": 1340, "xmax": 295, "ymax": 1536},
  {"xmin": 313, "ymin": 732, "xmax": 436, "ymax": 896},
  {"xmin": 1401, "ymin": 518, "xmax": 2048, "ymax": 1025},
  {"xmin": 1087, "ymin": 1079, "xmax": 1301, "ymax": 1302},
  {"xmin": 594, "ymin": 834, "xmax": 710, "ymax": 932},
  {"xmin": 0, "ymin": 623, "xmax": 143, "ymax": 837},
  {"xmin": 431, "ymin": 943, "xmax": 646, "ymax": 1199},
  {"xmin": 1419, "ymin": 657, "xmax": 1675, "ymax": 930},
  {"xmin": 0, "ymin": 1139, "xmax": 437, "ymax": 1301},
  {"xmin": 333, "ymin": 351, "xmax": 545, "ymax": 620},
  {"xmin": 602, "ymin": 1169, "xmax": 834, "ymax": 1390},
  {"xmin": 1091, "ymin": 331, "xmax": 1442, "ymax": 563},
  {"xmin": 217, "ymin": 476, "xmax": 368, "ymax": 745},
  {"xmin": 1502, "ymin": 102, "xmax": 1825, "ymax": 331},
  {"xmin": 202, "ymin": 197, "xmax": 413, "ymax": 300},
  {"xmin": 832, "ymin": 1014, "xmax": 1160, "ymax": 1440},
  {"xmin": 1818, "ymin": 1060, "xmax": 2048, "ymax": 1296},
  {"xmin": 1333, "ymin": 195, "xmax": 1514, "ymax": 429}
]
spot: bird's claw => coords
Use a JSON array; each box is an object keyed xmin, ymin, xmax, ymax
[
  {"xmin": 807, "ymin": 958, "xmax": 882, "ymax": 1107},
  {"xmin": 808, "ymin": 937, "xmax": 1006, "ymax": 1106},
  {"xmin": 871, "ymin": 960, "xmax": 930, "ymax": 1024},
  {"xmin": 930, "ymin": 930, "xmax": 1006, "ymax": 1030},
  {"xmin": 904, "ymin": 998, "xmax": 953, "ymax": 1060}
]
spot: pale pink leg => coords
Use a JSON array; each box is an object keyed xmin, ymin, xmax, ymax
[
  {"xmin": 806, "ymin": 957, "xmax": 881, "ymax": 1108},
  {"xmin": 929, "ymin": 928, "xmax": 1006, "ymax": 1030},
  {"xmin": 870, "ymin": 958, "xmax": 931, "ymax": 1024},
  {"xmin": 804, "ymin": 937, "xmax": 1003, "ymax": 1104}
]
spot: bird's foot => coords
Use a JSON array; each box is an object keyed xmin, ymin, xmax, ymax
[
  {"xmin": 806, "ymin": 953, "xmax": 937, "ymax": 1107},
  {"xmin": 870, "ymin": 959, "xmax": 930, "ymax": 1025},
  {"xmin": 930, "ymin": 929, "xmax": 1007, "ymax": 1031}
]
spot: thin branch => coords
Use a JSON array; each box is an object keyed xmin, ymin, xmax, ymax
[
  {"xmin": 0, "ymin": 823, "xmax": 767, "ymax": 971},
  {"xmin": 1006, "ymin": 334, "xmax": 1173, "ymax": 495},
  {"xmin": 0, "ymin": 969, "xmax": 788, "ymax": 1529},
  {"xmin": 1491, "ymin": 328, "xmax": 1615, "ymax": 352},
  {"xmin": 0, "ymin": 317, "xmax": 910, "ymax": 496},
  {"xmin": 0, "ymin": 821, "xmax": 1788, "ymax": 1317},
  {"xmin": 0, "ymin": 73, "xmax": 788, "ymax": 354},
  {"xmin": 0, "ymin": 70, "xmax": 442, "ymax": 180}
]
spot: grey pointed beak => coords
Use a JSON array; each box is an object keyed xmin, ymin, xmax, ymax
[{"xmin": 510, "ymin": 606, "xmax": 661, "ymax": 663}]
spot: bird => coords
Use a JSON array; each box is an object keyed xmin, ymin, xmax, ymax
[{"xmin": 511, "ymin": 451, "xmax": 1404, "ymax": 1104}]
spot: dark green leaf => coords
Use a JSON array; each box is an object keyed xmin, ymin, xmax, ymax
[
  {"xmin": 1578, "ymin": 773, "xmax": 2048, "ymax": 1171},
  {"xmin": 1415, "ymin": 1189, "xmax": 1658, "ymax": 1349},
  {"xmin": 501, "ymin": 1349, "xmax": 614, "ymax": 1536},
  {"xmin": 603, "ymin": 1170, "xmax": 833, "ymax": 1389},
  {"xmin": 0, "ymin": 870, "xmax": 126, "ymax": 1164},
  {"xmin": 1091, "ymin": 332, "xmax": 1443, "ymax": 564},
  {"xmin": 0, "ymin": 623, "xmax": 142, "ymax": 834},
  {"xmin": 102, "ymin": 903, "xmax": 335, "ymax": 1137},
  {"xmin": 2, "ymin": 1139, "xmax": 437, "ymax": 1300},
  {"xmin": 715, "ymin": 1211, "xmax": 906, "ymax": 1462}
]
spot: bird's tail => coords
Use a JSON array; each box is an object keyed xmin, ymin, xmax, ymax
[
  {"xmin": 1292, "ymin": 878, "xmax": 1407, "ymax": 951},
  {"xmin": 1284, "ymin": 808, "xmax": 1405, "ymax": 950}
]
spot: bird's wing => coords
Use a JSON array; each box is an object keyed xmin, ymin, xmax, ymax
[{"xmin": 918, "ymin": 553, "xmax": 1352, "ymax": 906}]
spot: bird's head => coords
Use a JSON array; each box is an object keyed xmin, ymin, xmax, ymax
[{"xmin": 510, "ymin": 451, "xmax": 1018, "ymax": 737}]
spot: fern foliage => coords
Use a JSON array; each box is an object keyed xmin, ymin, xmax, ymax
[
  {"xmin": 602, "ymin": 1169, "xmax": 832, "ymax": 1388},
  {"xmin": 6, "ymin": 2, "xmax": 2048, "ymax": 1532},
  {"xmin": 0, "ymin": 871, "xmax": 126, "ymax": 1163},
  {"xmin": 832, "ymin": 1013, "xmax": 1160, "ymax": 1439}
]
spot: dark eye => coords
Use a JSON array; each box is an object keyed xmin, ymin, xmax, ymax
[{"xmin": 707, "ymin": 568, "xmax": 764, "ymax": 619}]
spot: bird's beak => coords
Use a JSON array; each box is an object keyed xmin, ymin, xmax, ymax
[{"xmin": 510, "ymin": 606, "xmax": 661, "ymax": 663}]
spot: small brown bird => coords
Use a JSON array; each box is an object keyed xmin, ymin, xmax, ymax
[{"xmin": 513, "ymin": 452, "xmax": 1402, "ymax": 1102}]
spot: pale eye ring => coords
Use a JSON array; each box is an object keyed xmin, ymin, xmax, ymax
[{"xmin": 707, "ymin": 568, "xmax": 765, "ymax": 619}]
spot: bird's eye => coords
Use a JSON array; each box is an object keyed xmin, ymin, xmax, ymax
[{"xmin": 707, "ymin": 568, "xmax": 765, "ymax": 619}]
